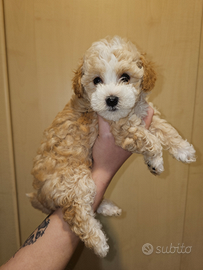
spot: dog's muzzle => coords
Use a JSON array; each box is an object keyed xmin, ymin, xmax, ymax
[
  {"xmin": 90, "ymin": 83, "xmax": 137, "ymax": 121},
  {"xmin": 106, "ymin": 96, "xmax": 119, "ymax": 111}
]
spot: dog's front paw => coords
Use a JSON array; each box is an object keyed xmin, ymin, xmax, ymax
[
  {"xmin": 173, "ymin": 141, "xmax": 196, "ymax": 163},
  {"xmin": 145, "ymin": 155, "xmax": 164, "ymax": 175}
]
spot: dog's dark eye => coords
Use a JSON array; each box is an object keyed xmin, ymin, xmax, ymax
[
  {"xmin": 120, "ymin": 73, "xmax": 130, "ymax": 83},
  {"xmin": 93, "ymin": 77, "xmax": 103, "ymax": 85}
]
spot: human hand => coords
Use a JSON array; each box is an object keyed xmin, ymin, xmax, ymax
[
  {"xmin": 92, "ymin": 115, "xmax": 131, "ymax": 181},
  {"xmin": 143, "ymin": 106, "xmax": 154, "ymax": 129},
  {"xmin": 91, "ymin": 106, "xmax": 154, "ymax": 210}
]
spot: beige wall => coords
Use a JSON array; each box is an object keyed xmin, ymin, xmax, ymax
[
  {"xmin": 0, "ymin": 0, "xmax": 20, "ymax": 263},
  {"xmin": 0, "ymin": 0, "xmax": 203, "ymax": 269}
]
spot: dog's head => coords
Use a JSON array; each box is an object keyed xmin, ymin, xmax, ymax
[{"xmin": 73, "ymin": 37, "xmax": 156, "ymax": 121}]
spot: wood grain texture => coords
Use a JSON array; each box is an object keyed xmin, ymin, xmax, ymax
[
  {"xmin": 0, "ymin": 0, "xmax": 20, "ymax": 265},
  {"xmin": 181, "ymin": 9, "xmax": 203, "ymax": 270},
  {"xmin": 2, "ymin": 0, "xmax": 203, "ymax": 269}
]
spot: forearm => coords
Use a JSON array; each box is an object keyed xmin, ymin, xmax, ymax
[
  {"xmin": 0, "ymin": 209, "xmax": 79, "ymax": 270},
  {"xmin": 92, "ymin": 168, "xmax": 112, "ymax": 211},
  {"xmin": 1, "ymin": 171, "xmax": 111, "ymax": 270}
]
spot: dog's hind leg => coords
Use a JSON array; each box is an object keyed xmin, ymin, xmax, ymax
[
  {"xmin": 97, "ymin": 199, "xmax": 122, "ymax": 216},
  {"xmin": 149, "ymin": 113, "xmax": 196, "ymax": 163},
  {"xmin": 55, "ymin": 165, "xmax": 109, "ymax": 257},
  {"xmin": 27, "ymin": 192, "xmax": 53, "ymax": 215},
  {"xmin": 63, "ymin": 198, "xmax": 109, "ymax": 257}
]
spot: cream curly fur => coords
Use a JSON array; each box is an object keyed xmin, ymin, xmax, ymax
[{"xmin": 28, "ymin": 36, "xmax": 196, "ymax": 257}]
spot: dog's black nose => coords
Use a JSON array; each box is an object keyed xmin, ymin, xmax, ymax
[{"xmin": 106, "ymin": 96, "xmax": 119, "ymax": 108}]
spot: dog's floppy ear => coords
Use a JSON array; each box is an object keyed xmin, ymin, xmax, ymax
[
  {"xmin": 140, "ymin": 54, "xmax": 156, "ymax": 92},
  {"xmin": 72, "ymin": 60, "xmax": 84, "ymax": 98}
]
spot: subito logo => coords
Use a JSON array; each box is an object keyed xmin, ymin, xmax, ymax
[{"xmin": 142, "ymin": 243, "xmax": 154, "ymax": 255}]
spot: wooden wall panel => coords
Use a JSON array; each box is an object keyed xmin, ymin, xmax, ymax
[
  {"xmin": 181, "ymin": 12, "xmax": 203, "ymax": 270},
  {"xmin": 3, "ymin": 0, "xmax": 48, "ymax": 244},
  {"xmin": 0, "ymin": 0, "xmax": 20, "ymax": 265},
  {"xmin": 2, "ymin": 0, "xmax": 203, "ymax": 269}
]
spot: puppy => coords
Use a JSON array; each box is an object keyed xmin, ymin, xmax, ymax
[{"xmin": 28, "ymin": 36, "xmax": 195, "ymax": 257}]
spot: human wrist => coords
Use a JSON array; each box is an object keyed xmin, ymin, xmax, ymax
[
  {"xmin": 92, "ymin": 165, "xmax": 114, "ymax": 182},
  {"xmin": 91, "ymin": 168, "xmax": 113, "ymax": 211}
]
